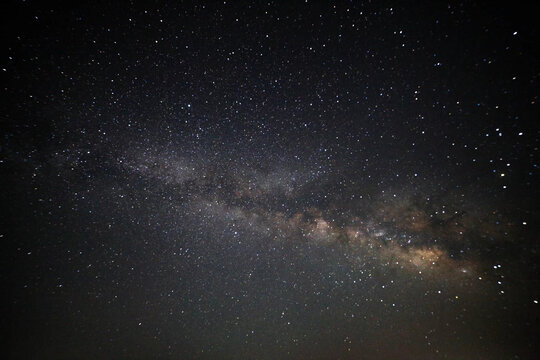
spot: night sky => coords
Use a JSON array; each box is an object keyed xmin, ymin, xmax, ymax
[{"xmin": 2, "ymin": 1, "xmax": 539, "ymax": 359}]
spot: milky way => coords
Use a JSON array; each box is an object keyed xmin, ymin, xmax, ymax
[{"xmin": 3, "ymin": 1, "xmax": 539, "ymax": 359}]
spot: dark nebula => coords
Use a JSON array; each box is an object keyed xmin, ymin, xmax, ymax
[{"xmin": 2, "ymin": 1, "xmax": 539, "ymax": 359}]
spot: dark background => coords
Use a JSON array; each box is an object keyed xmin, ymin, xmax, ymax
[{"xmin": 2, "ymin": 1, "xmax": 539, "ymax": 359}]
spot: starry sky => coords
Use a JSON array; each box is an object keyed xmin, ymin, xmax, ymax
[{"xmin": 2, "ymin": 1, "xmax": 539, "ymax": 359}]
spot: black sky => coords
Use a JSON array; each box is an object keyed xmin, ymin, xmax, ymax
[{"xmin": 2, "ymin": 1, "xmax": 539, "ymax": 359}]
